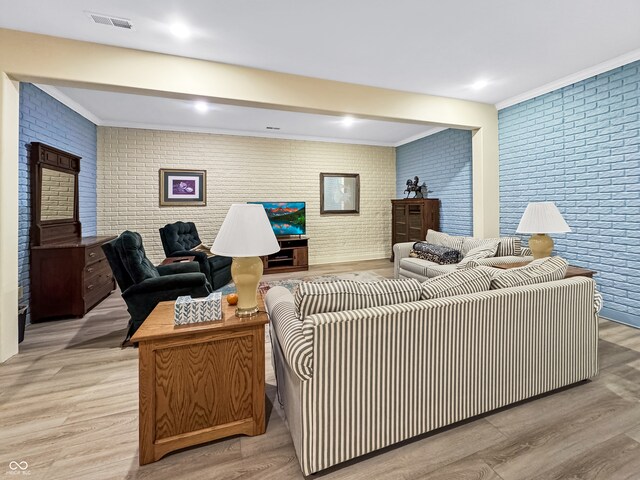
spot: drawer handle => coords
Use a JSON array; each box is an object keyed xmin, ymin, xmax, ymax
[
  {"xmin": 89, "ymin": 252, "xmax": 96, "ymax": 258},
  {"xmin": 87, "ymin": 267, "xmax": 94, "ymax": 273},
  {"xmin": 87, "ymin": 284, "xmax": 95, "ymax": 291}
]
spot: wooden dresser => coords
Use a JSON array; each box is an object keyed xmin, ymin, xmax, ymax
[
  {"xmin": 30, "ymin": 236, "xmax": 116, "ymax": 322},
  {"xmin": 29, "ymin": 142, "xmax": 116, "ymax": 322},
  {"xmin": 391, "ymin": 198, "xmax": 440, "ymax": 261}
]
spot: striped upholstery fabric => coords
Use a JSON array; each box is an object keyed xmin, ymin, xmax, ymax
[
  {"xmin": 425, "ymin": 229, "xmax": 465, "ymax": 251},
  {"xmin": 521, "ymin": 246, "xmax": 532, "ymax": 256},
  {"xmin": 462, "ymin": 236, "xmax": 522, "ymax": 257},
  {"xmin": 457, "ymin": 241, "xmax": 499, "ymax": 268},
  {"xmin": 461, "ymin": 238, "xmax": 498, "ymax": 256},
  {"xmin": 462, "ymin": 255, "xmax": 535, "ymax": 269},
  {"xmin": 399, "ymin": 257, "xmax": 432, "ymax": 277},
  {"xmin": 491, "ymin": 236, "xmax": 522, "ymax": 257},
  {"xmin": 421, "ymin": 268, "xmax": 492, "ymax": 300},
  {"xmin": 266, "ymin": 287, "xmax": 313, "ymax": 381},
  {"xmin": 491, "ymin": 256, "xmax": 568, "ymax": 290},
  {"xmin": 295, "ymin": 279, "xmax": 422, "ymax": 320},
  {"xmin": 276, "ymin": 277, "xmax": 599, "ymax": 475},
  {"xmin": 594, "ymin": 290, "xmax": 604, "ymax": 313}
]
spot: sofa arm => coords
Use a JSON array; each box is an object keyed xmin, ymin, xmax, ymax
[
  {"xmin": 157, "ymin": 261, "xmax": 200, "ymax": 276},
  {"xmin": 265, "ymin": 287, "xmax": 313, "ymax": 381},
  {"xmin": 393, "ymin": 242, "xmax": 415, "ymax": 279}
]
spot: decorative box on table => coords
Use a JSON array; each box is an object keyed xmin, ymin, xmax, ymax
[{"xmin": 174, "ymin": 292, "xmax": 222, "ymax": 325}]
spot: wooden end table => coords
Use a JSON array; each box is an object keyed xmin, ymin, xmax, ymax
[
  {"xmin": 132, "ymin": 295, "xmax": 268, "ymax": 465},
  {"xmin": 159, "ymin": 255, "xmax": 196, "ymax": 266},
  {"xmin": 493, "ymin": 262, "xmax": 596, "ymax": 278}
]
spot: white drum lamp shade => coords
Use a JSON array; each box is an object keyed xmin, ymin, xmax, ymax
[
  {"xmin": 516, "ymin": 202, "xmax": 571, "ymax": 259},
  {"xmin": 212, "ymin": 204, "xmax": 280, "ymax": 316}
]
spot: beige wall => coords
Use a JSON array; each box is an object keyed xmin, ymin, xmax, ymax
[{"xmin": 97, "ymin": 127, "xmax": 396, "ymax": 264}]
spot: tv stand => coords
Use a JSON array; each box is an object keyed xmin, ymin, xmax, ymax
[{"xmin": 262, "ymin": 237, "xmax": 308, "ymax": 274}]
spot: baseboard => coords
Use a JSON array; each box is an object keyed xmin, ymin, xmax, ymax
[
  {"xmin": 599, "ymin": 307, "xmax": 640, "ymax": 329},
  {"xmin": 311, "ymin": 252, "xmax": 389, "ymax": 266}
]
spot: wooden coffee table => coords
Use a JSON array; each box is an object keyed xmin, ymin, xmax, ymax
[
  {"xmin": 132, "ymin": 295, "xmax": 268, "ymax": 465},
  {"xmin": 493, "ymin": 262, "xmax": 596, "ymax": 278}
]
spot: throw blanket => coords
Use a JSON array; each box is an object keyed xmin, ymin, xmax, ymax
[
  {"xmin": 190, "ymin": 243, "xmax": 216, "ymax": 258},
  {"xmin": 410, "ymin": 242, "xmax": 460, "ymax": 265}
]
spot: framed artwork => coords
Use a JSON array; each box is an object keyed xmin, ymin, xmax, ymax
[
  {"xmin": 159, "ymin": 169, "xmax": 206, "ymax": 206},
  {"xmin": 320, "ymin": 173, "xmax": 360, "ymax": 214}
]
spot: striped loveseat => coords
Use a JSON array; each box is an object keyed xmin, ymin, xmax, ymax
[
  {"xmin": 394, "ymin": 230, "xmax": 534, "ymax": 281},
  {"xmin": 265, "ymin": 276, "xmax": 600, "ymax": 475}
]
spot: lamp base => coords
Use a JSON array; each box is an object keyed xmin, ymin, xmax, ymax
[
  {"xmin": 231, "ymin": 256, "xmax": 263, "ymax": 317},
  {"xmin": 528, "ymin": 233, "xmax": 554, "ymax": 259}
]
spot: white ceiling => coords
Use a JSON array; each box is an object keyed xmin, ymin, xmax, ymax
[
  {"xmin": 46, "ymin": 85, "xmax": 441, "ymax": 146},
  {"xmin": 2, "ymin": 0, "xmax": 639, "ymax": 143}
]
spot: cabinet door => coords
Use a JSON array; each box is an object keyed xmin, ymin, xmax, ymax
[
  {"xmin": 407, "ymin": 204, "xmax": 425, "ymax": 242},
  {"xmin": 293, "ymin": 247, "xmax": 308, "ymax": 267},
  {"xmin": 393, "ymin": 204, "xmax": 409, "ymax": 243}
]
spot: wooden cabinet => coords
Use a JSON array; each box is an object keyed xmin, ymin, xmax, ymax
[
  {"xmin": 30, "ymin": 236, "xmax": 117, "ymax": 322},
  {"xmin": 391, "ymin": 199, "xmax": 440, "ymax": 261},
  {"xmin": 262, "ymin": 237, "xmax": 309, "ymax": 274},
  {"xmin": 132, "ymin": 297, "xmax": 268, "ymax": 465}
]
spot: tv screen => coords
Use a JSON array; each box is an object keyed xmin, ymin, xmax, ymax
[{"xmin": 250, "ymin": 202, "xmax": 306, "ymax": 236}]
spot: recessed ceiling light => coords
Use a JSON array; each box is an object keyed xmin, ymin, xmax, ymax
[
  {"xmin": 170, "ymin": 22, "xmax": 191, "ymax": 39},
  {"xmin": 194, "ymin": 101, "xmax": 208, "ymax": 113},
  {"xmin": 471, "ymin": 79, "xmax": 489, "ymax": 90},
  {"xmin": 342, "ymin": 116, "xmax": 355, "ymax": 127}
]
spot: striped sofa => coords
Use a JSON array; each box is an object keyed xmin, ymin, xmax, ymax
[
  {"xmin": 394, "ymin": 231, "xmax": 534, "ymax": 281},
  {"xmin": 265, "ymin": 277, "xmax": 600, "ymax": 475}
]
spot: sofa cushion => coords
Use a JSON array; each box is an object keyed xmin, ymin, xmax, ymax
[
  {"xmin": 425, "ymin": 229, "xmax": 465, "ymax": 251},
  {"xmin": 461, "ymin": 236, "xmax": 522, "ymax": 257},
  {"xmin": 458, "ymin": 241, "xmax": 499, "ymax": 268},
  {"xmin": 295, "ymin": 279, "xmax": 422, "ymax": 320},
  {"xmin": 420, "ymin": 268, "xmax": 492, "ymax": 300},
  {"xmin": 117, "ymin": 231, "xmax": 160, "ymax": 284},
  {"xmin": 491, "ymin": 257, "xmax": 568, "ymax": 290},
  {"xmin": 491, "ymin": 236, "xmax": 522, "ymax": 257},
  {"xmin": 410, "ymin": 242, "xmax": 460, "ymax": 264}
]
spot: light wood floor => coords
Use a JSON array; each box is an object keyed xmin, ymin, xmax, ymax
[{"xmin": 2, "ymin": 259, "xmax": 640, "ymax": 479}]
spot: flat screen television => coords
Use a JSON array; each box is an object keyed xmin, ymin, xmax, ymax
[{"xmin": 249, "ymin": 202, "xmax": 306, "ymax": 237}]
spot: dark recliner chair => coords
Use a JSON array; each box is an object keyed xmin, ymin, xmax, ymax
[
  {"xmin": 102, "ymin": 231, "xmax": 212, "ymax": 343},
  {"xmin": 159, "ymin": 221, "xmax": 232, "ymax": 290}
]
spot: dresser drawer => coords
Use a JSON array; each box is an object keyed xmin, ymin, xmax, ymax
[
  {"xmin": 85, "ymin": 244, "xmax": 106, "ymax": 264},
  {"xmin": 85, "ymin": 258, "xmax": 110, "ymax": 278},
  {"xmin": 84, "ymin": 269, "xmax": 114, "ymax": 295}
]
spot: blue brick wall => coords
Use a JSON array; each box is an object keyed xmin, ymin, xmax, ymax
[
  {"xmin": 499, "ymin": 60, "xmax": 640, "ymax": 327},
  {"xmin": 396, "ymin": 129, "xmax": 473, "ymax": 236},
  {"xmin": 19, "ymin": 84, "xmax": 98, "ymax": 315}
]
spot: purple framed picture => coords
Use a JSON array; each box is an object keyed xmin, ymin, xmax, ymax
[{"xmin": 159, "ymin": 169, "xmax": 206, "ymax": 206}]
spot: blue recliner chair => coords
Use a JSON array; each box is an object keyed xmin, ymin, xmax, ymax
[
  {"xmin": 159, "ymin": 221, "xmax": 232, "ymax": 290},
  {"xmin": 102, "ymin": 231, "xmax": 212, "ymax": 343}
]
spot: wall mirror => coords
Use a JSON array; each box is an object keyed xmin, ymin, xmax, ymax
[
  {"xmin": 30, "ymin": 142, "xmax": 81, "ymax": 245},
  {"xmin": 320, "ymin": 173, "xmax": 360, "ymax": 214},
  {"xmin": 40, "ymin": 168, "xmax": 76, "ymax": 221}
]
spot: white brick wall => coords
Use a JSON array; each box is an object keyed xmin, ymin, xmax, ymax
[{"xmin": 97, "ymin": 128, "xmax": 396, "ymax": 265}]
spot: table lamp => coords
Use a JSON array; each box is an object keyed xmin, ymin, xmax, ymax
[
  {"xmin": 516, "ymin": 202, "xmax": 571, "ymax": 259},
  {"xmin": 211, "ymin": 204, "xmax": 280, "ymax": 317}
]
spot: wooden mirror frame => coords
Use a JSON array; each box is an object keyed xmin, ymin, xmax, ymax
[
  {"xmin": 320, "ymin": 173, "xmax": 360, "ymax": 215},
  {"xmin": 30, "ymin": 142, "xmax": 81, "ymax": 246}
]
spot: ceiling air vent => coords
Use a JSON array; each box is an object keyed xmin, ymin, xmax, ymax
[
  {"xmin": 87, "ymin": 12, "xmax": 133, "ymax": 30},
  {"xmin": 266, "ymin": 126, "xmax": 281, "ymax": 130}
]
